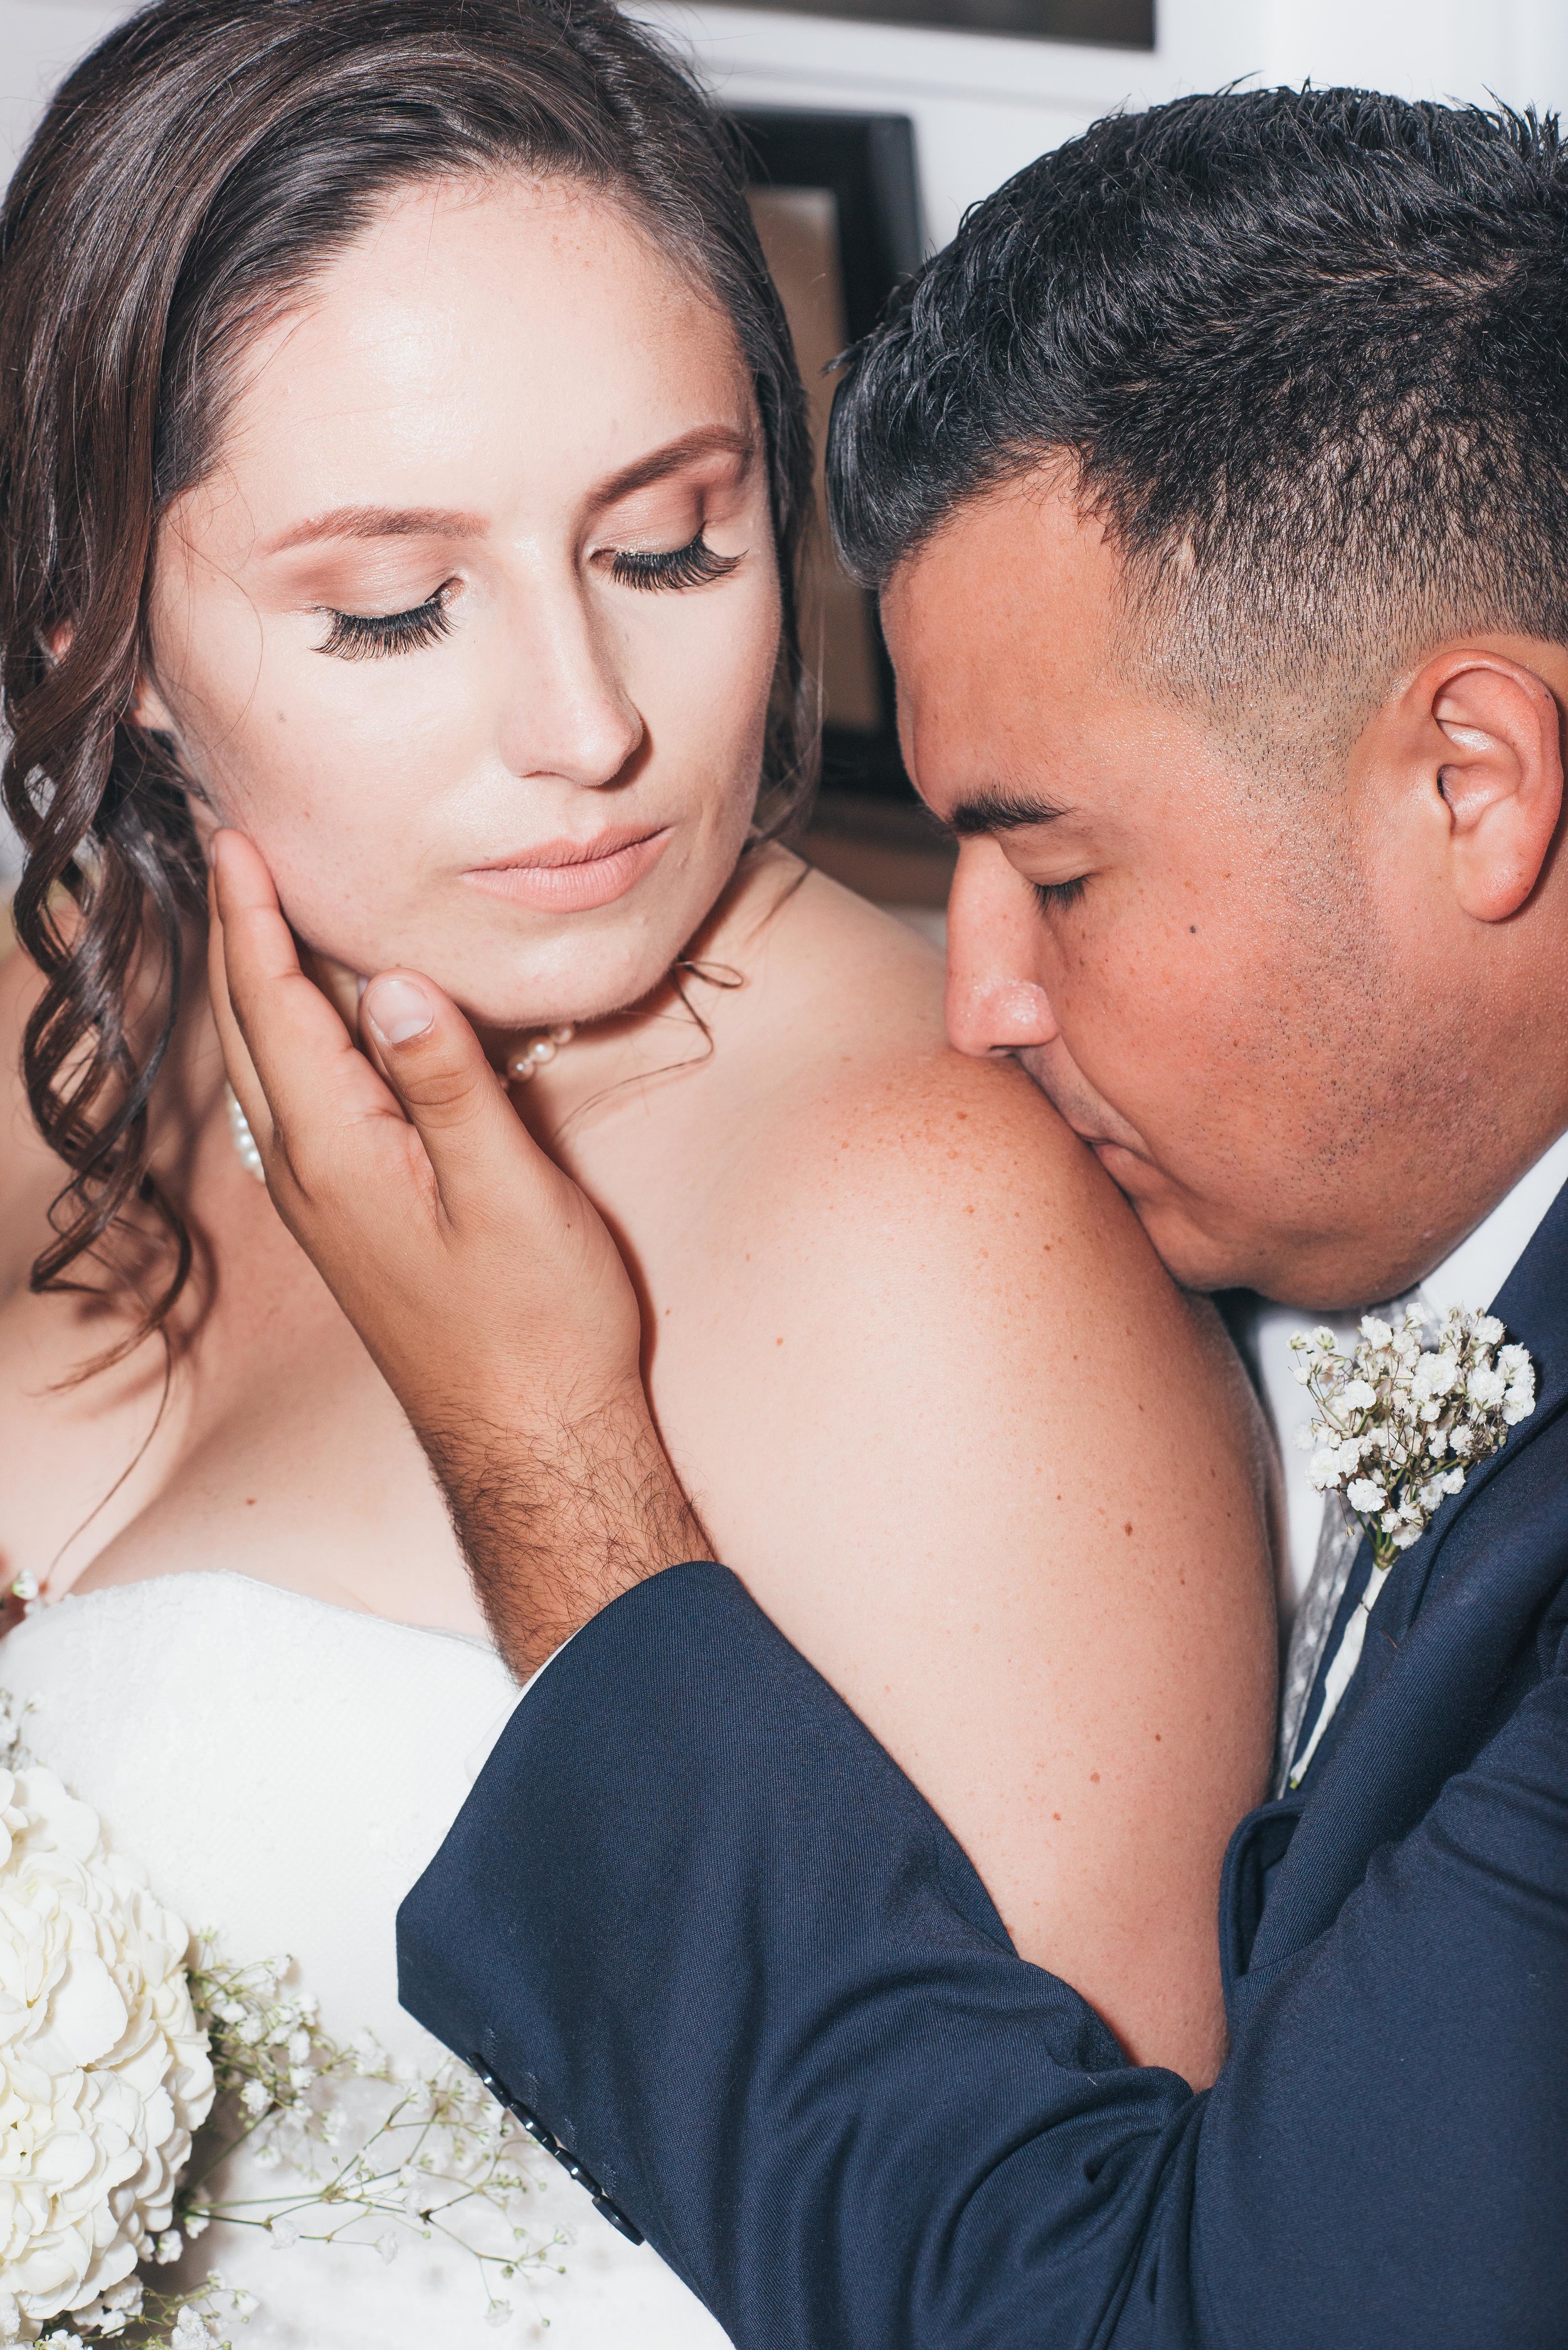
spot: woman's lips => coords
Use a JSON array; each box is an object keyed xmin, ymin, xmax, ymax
[{"xmin": 460, "ymin": 827, "xmax": 671, "ymax": 913}]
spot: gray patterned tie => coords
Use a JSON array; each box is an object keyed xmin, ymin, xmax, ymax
[{"xmin": 1273, "ymin": 1489, "xmax": 1363, "ymax": 1797}]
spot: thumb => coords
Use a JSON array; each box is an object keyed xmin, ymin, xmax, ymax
[{"xmin": 360, "ymin": 970, "xmax": 544, "ymax": 1220}]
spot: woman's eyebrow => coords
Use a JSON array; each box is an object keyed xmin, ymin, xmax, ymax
[
  {"xmin": 260, "ymin": 427, "xmax": 751, "ymax": 556},
  {"xmin": 262, "ymin": 504, "xmax": 487, "ymax": 556},
  {"xmin": 591, "ymin": 424, "xmax": 754, "ymax": 505}
]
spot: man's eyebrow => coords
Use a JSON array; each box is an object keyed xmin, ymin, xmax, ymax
[
  {"xmin": 593, "ymin": 423, "xmax": 755, "ymax": 506},
  {"xmin": 263, "ymin": 505, "xmax": 486, "ymax": 556},
  {"xmin": 947, "ymin": 789, "xmax": 1073, "ymax": 837}
]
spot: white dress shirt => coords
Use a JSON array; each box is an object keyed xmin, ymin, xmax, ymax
[{"xmin": 1239, "ymin": 1124, "xmax": 1568, "ymax": 1631}]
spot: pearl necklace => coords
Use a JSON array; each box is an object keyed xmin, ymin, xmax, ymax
[
  {"xmin": 225, "ymin": 1023, "xmax": 580, "ymax": 1183},
  {"xmin": 225, "ymin": 1083, "xmax": 267, "ymax": 1182},
  {"xmin": 506, "ymin": 1023, "xmax": 576, "ymax": 1083}
]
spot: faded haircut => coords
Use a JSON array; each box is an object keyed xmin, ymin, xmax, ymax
[{"xmin": 828, "ymin": 88, "xmax": 1568, "ymax": 748}]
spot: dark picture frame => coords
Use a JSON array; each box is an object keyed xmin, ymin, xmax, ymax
[
  {"xmin": 725, "ymin": 0, "xmax": 1152, "ymax": 46},
  {"xmin": 735, "ymin": 107, "xmax": 924, "ymax": 803}
]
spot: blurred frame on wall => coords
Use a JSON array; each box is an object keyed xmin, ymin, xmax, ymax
[
  {"xmin": 731, "ymin": 0, "xmax": 1150, "ymax": 40},
  {"xmin": 738, "ymin": 108, "xmax": 922, "ymax": 808}
]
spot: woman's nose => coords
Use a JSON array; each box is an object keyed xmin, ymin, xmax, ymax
[
  {"xmin": 944, "ymin": 839, "xmax": 1061, "ymax": 1057},
  {"xmin": 497, "ymin": 589, "xmax": 644, "ymax": 789}
]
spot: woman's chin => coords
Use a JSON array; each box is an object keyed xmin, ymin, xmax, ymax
[
  {"xmin": 310, "ymin": 881, "xmax": 726, "ymax": 1039},
  {"xmin": 427, "ymin": 947, "xmax": 681, "ymax": 1039}
]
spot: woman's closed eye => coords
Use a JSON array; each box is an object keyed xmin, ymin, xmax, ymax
[
  {"xmin": 315, "ymin": 583, "xmax": 455, "ymax": 662},
  {"xmin": 608, "ymin": 529, "xmax": 741, "ymax": 593}
]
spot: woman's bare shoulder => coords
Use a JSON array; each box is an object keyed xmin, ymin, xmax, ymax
[
  {"xmin": 716, "ymin": 866, "xmax": 1266, "ymax": 1558},
  {"xmin": 739, "ymin": 868, "xmax": 1138, "ymax": 1306},
  {"xmin": 684, "ymin": 871, "xmax": 1274, "ymax": 2078}
]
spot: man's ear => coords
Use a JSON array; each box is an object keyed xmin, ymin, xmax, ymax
[{"xmin": 1412, "ymin": 650, "xmax": 1564, "ymax": 922}]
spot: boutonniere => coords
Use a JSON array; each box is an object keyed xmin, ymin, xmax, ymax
[{"xmin": 1283, "ymin": 1304, "xmax": 1537, "ymax": 1787}]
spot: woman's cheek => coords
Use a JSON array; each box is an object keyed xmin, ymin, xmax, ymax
[
  {"xmin": 630, "ymin": 570, "xmax": 780, "ymax": 793},
  {"xmin": 185, "ymin": 676, "xmax": 449, "ymax": 957}
]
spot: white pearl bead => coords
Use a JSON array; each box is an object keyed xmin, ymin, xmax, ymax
[
  {"xmin": 505, "ymin": 1022, "xmax": 578, "ymax": 1086},
  {"xmin": 225, "ymin": 1085, "xmax": 267, "ymax": 1183}
]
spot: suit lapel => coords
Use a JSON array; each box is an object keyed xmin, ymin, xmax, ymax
[
  {"xmin": 1285, "ymin": 1176, "xmax": 1568, "ymax": 1790},
  {"xmin": 1249, "ymin": 1179, "xmax": 1568, "ymax": 1970}
]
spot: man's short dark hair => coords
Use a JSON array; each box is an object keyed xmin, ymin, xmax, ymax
[{"xmin": 829, "ymin": 88, "xmax": 1568, "ymax": 737}]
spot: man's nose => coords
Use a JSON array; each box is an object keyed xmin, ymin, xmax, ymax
[
  {"xmin": 496, "ymin": 585, "xmax": 645, "ymax": 789},
  {"xmin": 944, "ymin": 839, "xmax": 1061, "ymax": 1058}
]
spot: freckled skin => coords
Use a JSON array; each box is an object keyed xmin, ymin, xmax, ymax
[{"xmin": 1, "ymin": 184, "xmax": 1273, "ymax": 2088}]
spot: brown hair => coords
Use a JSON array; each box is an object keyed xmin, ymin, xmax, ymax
[{"xmin": 0, "ymin": 0, "xmax": 813, "ymax": 1361}]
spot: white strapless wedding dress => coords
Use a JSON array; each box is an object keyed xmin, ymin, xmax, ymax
[{"xmin": 3, "ymin": 1573, "xmax": 731, "ymax": 2349}]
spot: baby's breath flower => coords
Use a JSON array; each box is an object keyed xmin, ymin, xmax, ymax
[
  {"xmin": 78, "ymin": 1947, "xmax": 574, "ymax": 2344},
  {"xmin": 351, "ymin": 2029, "xmax": 390, "ymax": 2078},
  {"xmin": 1290, "ymin": 1304, "xmax": 1534, "ymax": 1571},
  {"xmin": 1286, "ymin": 1305, "xmax": 1537, "ymax": 1789}
]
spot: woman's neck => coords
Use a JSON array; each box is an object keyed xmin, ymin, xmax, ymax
[{"xmin": 478, "ymin": 843, "xmax": 808, "ymax": 1129}]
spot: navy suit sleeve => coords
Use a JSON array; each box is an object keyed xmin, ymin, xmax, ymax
[{"xmin": 398, "ymin": 1563, "xmax": 1568, "ymax": 2350}]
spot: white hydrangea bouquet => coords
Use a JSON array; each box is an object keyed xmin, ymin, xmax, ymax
[
  {"xmin": 0, "ymin": 1698, "xmax": 563, "ymax": 2348},
  {"xmin": 1286, "ymin": 1304, "xmax": 1536, "ymax": 1784},
  {"xmin": 0, "ymin": 1715, "xmax": 214, "ymax": 2348}
]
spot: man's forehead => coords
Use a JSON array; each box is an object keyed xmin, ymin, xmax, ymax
[
  {"xmin": 881, "ymin": 479, "xmax": 1135, "ymax": 824},
  {"xmin": 883, "ymin": 471, "xmax": 1124, "ymax": 641}
]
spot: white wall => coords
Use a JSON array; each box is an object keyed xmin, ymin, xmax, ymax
[
  {"xmin": 5, "ymin": 0, "xmax": 1568, "ymax": 248},
  {"xmin": 635, "ymin": 0, "xmax": 1568, "ymax": 247},
  {"xmin": 0, "ymin": 1, "xmax": 124, "ymax": 189}
]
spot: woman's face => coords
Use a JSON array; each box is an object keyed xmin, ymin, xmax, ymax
[{"xmin": 142, "ymin": 174, "xmax": 783, "ymax": 1027}]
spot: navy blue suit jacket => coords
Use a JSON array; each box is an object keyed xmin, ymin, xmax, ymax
[{"xmin": 399, "ymin": 1191, "xmax": 1568, "ymax": 2347}]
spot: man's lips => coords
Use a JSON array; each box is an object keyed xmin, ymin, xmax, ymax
[{"xmin": 461, "ymin": 826, "xmax": 671, "ymax": 913}]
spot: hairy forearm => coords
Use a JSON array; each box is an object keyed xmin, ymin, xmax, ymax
[{"xmin": 417, "ymin": 1387, "xmax": 710, "ymax": 1677}]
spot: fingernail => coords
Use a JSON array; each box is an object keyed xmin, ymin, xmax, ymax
[{"xmin": 363, "ymin": 975, "xmax": 434, "ymax": 1046}]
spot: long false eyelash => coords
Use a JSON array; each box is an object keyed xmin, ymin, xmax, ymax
[
  {"xmin": 610, "ymin": 531, "xmax": 741, "ymax": 593},
  {"xmin": 1034, "ymin": 876, "xmax": 1087, "ymax": 914},
  {"xmin": 316, "ymin": 586, "xmax": 453, "ymax": 662}
]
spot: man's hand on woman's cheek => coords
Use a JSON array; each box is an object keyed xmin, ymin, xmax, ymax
[{"xmin": 206, "ymin": 827, "xmax": 709, "ymax": 1675}]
